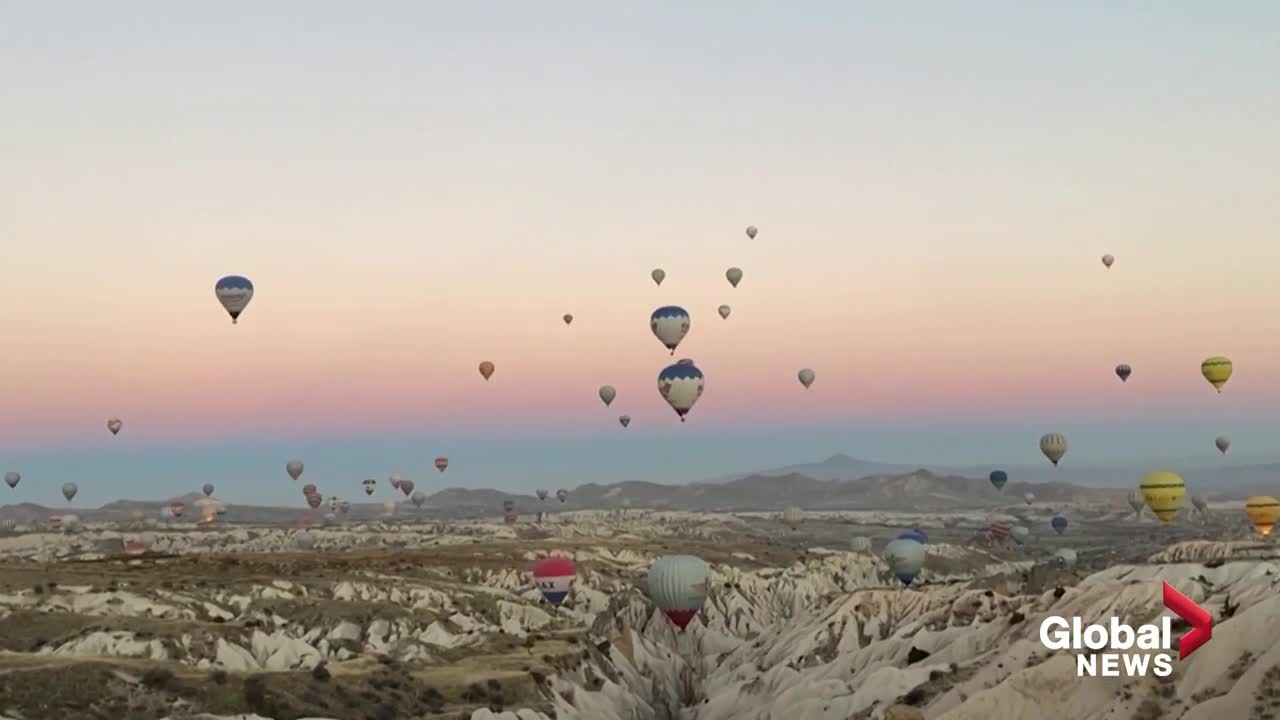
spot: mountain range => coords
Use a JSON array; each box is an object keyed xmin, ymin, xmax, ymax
[{"xmin": 4, "ymin": 453, "xmax": 1275, "ymax": 524}]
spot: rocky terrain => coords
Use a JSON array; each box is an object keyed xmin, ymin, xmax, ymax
[{"xmin": 0, "ymin": 506, "xmax": 1275, "ymax": 719}]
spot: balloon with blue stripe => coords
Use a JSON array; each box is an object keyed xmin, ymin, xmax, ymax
[
  {"xmin": 215, "ymin": 275, "xmax": 254, "ymax": 324},
  {"xmin": 884, "ymin": 538, "xmax": 925, "ymax": 587},
  {"xmin": 532, "ymin": 556, "xmax": 576, "ymax": 607},
  {"xmin": 658, "ymin": 359, "xmax": 705, "ymax": 422},
  {"xmin": 897, "ymin": 529, "xmax": 928, "ymax": 544},
  {"xmin": 650, "ymin": 305, "xmax": 690, "ymax": 354}
]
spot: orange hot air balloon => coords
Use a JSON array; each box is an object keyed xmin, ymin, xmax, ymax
[
  {"xmin": 434, "ymin": 457, "xmax": 449, "ymax": 473},
  {"xmin": 478, "ymin": 361, "xmax": 495, "ymax": 381},
  {"xmin": 1245, "ymin": 496, "xmax": 1280, "ymax": 536}
]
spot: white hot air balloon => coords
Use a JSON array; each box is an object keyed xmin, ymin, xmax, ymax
[
  {"xmin": 884, "ymin": 538, "xmax": 926, "ymax": 586},
  {"xmin": 286, "ymin": 460, "xmax": 304, "ymax": 480},
  {"xmin": 411, "ymin": 490, "xmax": 426, "ymax": 508},
  {"xmin": 1215, "ymin": 435, "xmax": 1230, "ymax": 455},
  {"xmin": 647, "ymin": 555, "xmax": 710, "ymax": 632},
  {"xmin": 1023, "ymin": 492, "xmax": 1035, "ymax": 505},
  {"xmin": 215, "ymin": 275, "xmax": 254, "ymax": 324},
  {"xmin": 797, "ymin": 368, "xmax": 815, "ymax": 389},
  {"xmin": 651, "ymin": 268, "xmax": 666, "ymax": 286},
  {"xmin": 658, "ymin": 359, "xmax": 705, "ymax": 422},
  {"xmin": 61, "ymin": 482, "xmax": 78, "ymax": 503},
  {"xmin": 725, "ymin": 267, "xmax": 743, "ymax": 288},
  {"xmin": 362, "ymin": 478, "xmax": 376, "ymax": 495},
  {"xmin": 745, "ymin": 225, "xmax": 758, "ymax": 239},
  {"xmin": 1053, "ymin": 548, "xmax": 1078, "ymax": 569},
  {"xmin": 1039, "ymin": 433, "xmax": 1067, "ymax": 466},
  {"xmin": 383, "ymin": 500, "xmax": 397, "ymax": 516},
  {"xmin": 781, "ymin": 507, "xmax": 804, "ymax": 530},
  {"xmin": 1011, "ymin": 525, "xmax": 1031, "ymax": 545},
  {"xmin": 4, "ymin": 472, "xmax": 18, "ymax": 489},
  {"xmin": 107, "ymin": 417, "xmax": 123, "ymax": 436},
  {"xmin": 598, "ymin": 385, "xmax": 616, "ymax": 407},
  {"xmin": 718, "ymin": 304, "xmax": 731, "ymax": 319},
  {"xmin": 650, "ymin": 306, "xmax": 691, "ymax": 355}
]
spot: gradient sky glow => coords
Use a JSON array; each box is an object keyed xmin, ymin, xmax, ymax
[{"xmin": 3, "ymin": 2, "xmax": 1280, "ymax": 505}]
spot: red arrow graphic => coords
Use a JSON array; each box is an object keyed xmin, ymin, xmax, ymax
[{"xmin": 1163, "ymin": 581, "xmax": 1212, "ymax": 660}]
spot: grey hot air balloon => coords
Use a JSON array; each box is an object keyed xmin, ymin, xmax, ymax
[
  {"xmin": 338, "ymin": 500, "xmax": 350, "ymax": 515},
  {"xmin": 725, "ymin": 267, "xmax": 743, "ymax": 288},
  {"xmin": 411, "ymin": 490, "xmax": 426, "ymax": 508},
  {"xmin": 1010, "ymin": 525, "xmax": 1031, "ymax": 545},
  {"xmin": 718, "ymin": 304, "xmax": 731, "ymax": 319},
  {"xmin": 362, "ymin": 478, "xmax": 376, "ymax": 495},
  {"xmin": 286, "ymin": 460, "xmax": 304, "ymax": 481},
  {"xmin": 651, "ymin": 268, "xmax": 665, "ymax": 286},
  {"xmin": 745, "ymin": 225, "xmax": 758, "ymax": 239},
  {"xmin": 536, "ymin": 488, "xmax": 549, "ymax": 501},
  {"xmin": 647, "ymin": 555, "xmax": 710, "ymax": 632},
  {"xmin": 1023, "ymin": 492, "xmax": 1035, "ymax": 506},
  {"xmin": 107, "ymin": 417, "xmax": 123, "ymax": 436},
  {"xmin": 61, "ymin": 482, "xmax": 78, "ymax": 503},
  {"xmin": 1053, "ymin": 548, "xmax": 1078, "ymax": 569},
  {"xmin": 1115, "ymin": 364, "xmax": 1131, "ymax": 382},
  {"xmin": 884, "ymin": 538, "xmax": 926, "ymax": 586},
  {"xmin": 556, "ymin": 488, "xmax": 569, "ymax": 503},
  {"xmin": 215, "ymin": 275, "xmax": 254, "ymax": 324},
  {"xmin": 1101, "ymin": 254, "xmax": 1114, "ymax": 268},
  {"xmin": 599, "ymin": 385, "xmax": 616, "ymax": 407},
  {"xmin": 1191, "ymin": 495, "xmax": 1209, "ymax": 514},
  {"xmin": 1215, "ymin": 435, "xmax": 1230, "ymax": 454},
  {"xmin": 1127, "ymin": 490, "xmax": 1145, "ymax": 517},
  {"xmin": 1039, "ymin": 433, "xmax": 1067, "ymax": 466},
  {"xmin": 619, "ymin": 415, "xmax": 631, "ymax": 428},
  {"xmin": 294, "ymin": 531, "xmax": 316, "ymax": 550},
  {"xmin": 202, "ymin": 483, "xmax": 215, "ymax": 497},
  {"xmin": 4, "ymin": 472, "xmax": 18, "ymax": 489},
  {"xmin": 781, "ymin": 507, "xmax": 804, "ymax": 530},
  {"xmin": 478, "ymin": 361, "xmax": 495, "ymax": 381},
  {"xmin": 797, "ymin": 368, "xmax": 816, "ymax": 389}
]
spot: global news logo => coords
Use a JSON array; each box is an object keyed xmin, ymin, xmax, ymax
[{"xmin": 1039, "ymin": 581, "xmax": 1212, "ymax": 678}]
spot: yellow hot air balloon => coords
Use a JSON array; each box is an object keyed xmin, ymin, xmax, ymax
[
  {"xmin": 1138, "ymin": 471, "xmax": 1186, "ymax": 523},
  {"xmin": 1201, "ymin": 356, "xmax": 1232, "ymax": 392},
  {"xmin": 1245, "ymin": 496, "xmax": 1280, "ymax": 536}
]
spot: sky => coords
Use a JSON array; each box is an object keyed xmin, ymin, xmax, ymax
[{"xmin": 2, "ymin": 2, "xmax": 1279, "ymax": 506}]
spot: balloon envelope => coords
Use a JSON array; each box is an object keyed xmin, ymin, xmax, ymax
[
  {"xmin": 745, "ymin": 225, "xmax": 758, "ymax": 239},
  {"xmin": 286, "ymin": 460, "xmax": 304, "ymax": 480},
  {"xmin": 435, "ymin": 457, "xmax": 449, "ymax": 473},
  {"xmin": 1051, "ymin": 515, "xmax": 1068, "ymax": 534},
  {"xmin": 1101, "ymin": 254, "xmax": 1114, "ymax": 268},
  {"xmin": 897, "ymin": 529, "xmax": 928, "ymax": 545},
  {"xmin": 781, "ymin": 507, "xmax": 804, "ymax": 530},
  {"xmin": 107, "ymin": 417, "xmax": 123, "ymax": 435},
  {"xmin": 478, "ymin": 361, "xmax": 495, "ymax": 380},
  {"xmin": 797, "ymin": 368, "xmax": 815, "ymax": 388},
  {"xmin": 562, "ymin": 313, "xmax": 573, "ymax": 325},
  {"xmin": 725, "ymin": 267, "xmax": 743, "ymax": 287},
  {"xmin": 647, "ymin": 555, "xmax": 709, "ymax": 631},
  {"xmin": 1139, "ymin": 471, "xmax": 1186, "ymax": 523},
  {"xmin": 1054, "ymin": 548, "xmax": 1078, "ymax": 568},
  {"xmin": 532, "ymin": 556, "xmax": 577, "ymax": 607},
  {"xmin": 1115, "ymin": 364, "xmax": 1131, "ymax": 382},
  {"xmin": 4, "ymin": 472, "xmax": 18, "ymax": 489},
  {"xmin": 1215, "ymin": 435, "xmax": 1230, "ymax": 454},
  {"xmin": 1201, "ymin": 356, "xmax": 1232, "ymax": 392},
  {"xmin": 718, "ymin": 304, "xmax": 731, "ymax": 319},
  {"xmin": 650, "ymin": 306, "xmax": 691, "ymax": 354},
  {"xmin": 989, "ymin": 470, "xmax": 1008, "ymax": 491},
  {"xmin": 215, "ymin": 275, "xmax": 254, "ymax": 324},
  {"xmin": 599, "ymin": 385, "xmax": 616, "ymax": 406},
  {"xmin": 61, "ymin": 482, "xmax": 78, "ymax": 502},
  {"xmin": 884, "ymin": 538, "xmax": 926, "ymax": 586},
  {"xmin": 1040, "ymin": 433, "xmax": 1067, "ymax": 466},
  {"xmin": 619, "ymin": 415, "xmax": 631, "ymax": 428},
  {"xmin": 651, "ymin": 268, "xmax": 665, "ymax": 286},
  {"xmin": 1246, "ymin": 496, "xmax": 1280, "ymax": 536},
  {"xmin": 658, "ymin": 359, "xmax": 704, "ymax": 421}
]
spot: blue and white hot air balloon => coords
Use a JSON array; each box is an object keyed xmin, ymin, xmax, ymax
[
  {"xmin": 1051, "ymin": 514, "xmax": 1068, "ymax": 534},
  {"xmin": 884, "ymin": 538, "xmax": 926, "ymax": 587},
  {"xmin": 897, "ymin": 529, "xmax": 928, "ymax": 545},
  {"xmin": 658, "ymin": 359, "xmax": 704, "ymax": 422},
  {"xmin": 215, "ymin": 275, "xmax": 254, "ymax": 324},
  {"xmin": 650, "ymin": 306, "xmax": 691, "ymax": 355}
]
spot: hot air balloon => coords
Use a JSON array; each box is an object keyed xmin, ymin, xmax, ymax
[
  {"xmin": 562, "ymin": 314, "xmax": 573, "ymax": 325},
  {"xmin": 989, "ymin": 470, "xmax": 1008, "ymax": 492},
  {"xmin": 306, "ymin": 494, "xmax": 322, "ymax": 510},
  {"xmin": 1023, "ymin": 492, "xmax": 1035, "ymax": 506},
  {"xmin": 1040, "ymin": 433, "xmax": 1067, "ymax": 466},
  {"xmin": 1191, "ymin": 495, "xmax": 1209, "ymax": 515},
  {"xmin": 1010, "ymin": 525, "xmax": 1031, "ymax": 545},
  {"xmin": 4, "ymin": 472, "xmax": 18, "ymax": 489},
  {"xmin": 781, "ymin": 507, "xmax": 804, "ymax": 530},
  {"xmin": 389, "ymin": 473, "xmax": 402, "ymax": 490},
  {"xmin": 536, "ymin": 488, "xmax": 549, "ymax": 502},
  {"xmin": 797, "ymin": 368, "xmax": 815, "ymax": 389},
  {"xmin": 651, "ymin": 268, "xmax": 666, "ymax": 286},
  {"xmin": 884, "ymin": 538, "xmax": 926, "ymax": 587},
  {"xmin": 532, "ymin": 556, "xmax": 577, "ymax": 607},
  {"xmin": 325, "ymin": 495, "xmax": 339, "ymax": 512},
  {"xmin": 745, "ymin": 225, "xmax": 758, "ymax": 239},
  {"xmin": 47, "ymin": 515, "xmax": 62, "ymax": 532},
  {"xmin": 1201, "ymin": 356, "xmax": 1232, "ymax": 392},
  {"xmin": 362, "ymin": 479, "xmax": 376, "ymax": 495},
  {"xmin": 286, "ymin": 460, "xmax": 304, "ymax": 480},
  {"xmin": 503, "ymin": 510, "xmax": 518, "ymax": 525},
  {"xmin": 1127, "ymin": 490, "xmax": 1145, "ymax": 517},
  {"xmin": 650, "ymin": 306, "xmax": 691, "ymax": 354},
  {"xmin": 400, "ymin": 479, "xmax": 415, "ymax": 497},
  {"xmin": 478, "ymin": 361, "xmax": 495, "ymax": 381},
  {"xmin": 619, "ymin": 415, "xmax": 631, "ymax": 428},
  {"xmin": 599, "ymin": 385, "xmax": 616, "ymax": 407},
  {"xmin": 61, "ymin": 482, "xmax": 78, "ymax": 503},
  {"xmin": 1246, "ymin": 496, "xmax": 1280, "ymax": 536},
  {"xmin": 713, "ymin": 305, "xmax": 730, "ymax": 321},
  {"xmin": 1138, "ymin": 471, "xmax": 1186, "ymax": 523},
  {"xmin": 647, "ymin": 555, "xmax": 709, "ymax": 631},
  {"xmin": 1051, "ymin": 514, "xmax": 1068, "ymax": 534},
  {"xmin": 411, "ymin": 490, "xmax": 426, "ymax": 508},
  {"xmin": 107, "ymin": 417, "xmax": 123, "ymax": 436},
  {"xmin": 383, "ymin": 500, "xmax": 397, "ymax": 516},
  {"xmin": 169, "ymin": 501, "xmax": 185, "ymax": 518},
  {"xmin": 215, "ymin": 275, "xmax": 254, "ymax": 324},
  {"xmin": 1215, "ymin": 435, "xmax": 1230, "ymax": 454},
  {"xmin": 302, "ymin": 483, "xmax": 317, "ymax": 496},
  {"xmin": 1053, "ymin": 548, "xmax": 1078, "ymax": 569},
  {"xmin": 1115, "ymin": 364, "xmax": 1131, "ymax": 382},
  {"xmin": 338, "ymin": 500, "xmax": 350, "ymax": 515},
  {"xmin": 725, "ymin": 267, "xmax": 743, "ymax": 288},
  {"xmin": 503, "ymin": 499, "xmax": 515, "ymax": 513},
  {"xmin": 989, "ymin": 520, "xmax": 1011, "ymax": 544},
  {"xmin": 556, "ymin": 489, "xmax": 569, "ymax": 503},
  {"xmin": 202, "ymin": 483, "xmax": 215, "ymax": 497},
  {"xmin": 61, "ymin": 514, "xmax": 80, "ymax": 533},
  {"xmin": 1101, "ymin": 254, "xmax": 1114, "ymax": 268},
  {"xmin": 435, "ymin": 457, "xmax": 449, "ymax": 473},
  {"xmin": 124, "ymin": 538, "xmax": 147, "ymax": 555},
  {"xmin": 294, "ymin": 531, "xmax": 316, "ymax": 550},
  {"xmin": 658, "ymin": 359, "xmax": 704, "ymax": 422},
  {"xmin": 898, "ymin": 529, "xmax": 928, "ymax": 545}
]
